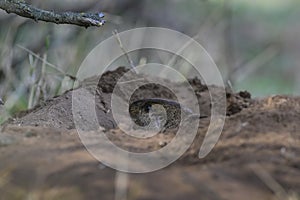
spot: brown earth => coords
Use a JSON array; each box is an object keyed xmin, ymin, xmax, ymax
[{"xmin": 0, "ymin": 67, "xmax": 299, "ymax": 200}]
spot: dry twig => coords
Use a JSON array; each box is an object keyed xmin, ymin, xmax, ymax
[{"xmin": 0, "ymin": 0, "xmax": 105, "ymax": 28}]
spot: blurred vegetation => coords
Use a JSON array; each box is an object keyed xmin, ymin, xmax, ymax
[{"xmin": 0, "ymin": 0, "xmax": 300, "ymax": 122}]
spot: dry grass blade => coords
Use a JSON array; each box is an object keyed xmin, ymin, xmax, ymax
[
  {"xmin": 250, "ymin": 164, "xmax": 298, "ymax": 200},
  {"xmin": 229, "ymin": 45, "xmax": 279, "ymax": 83},
  {"xmin": 17, "ymin": 45, "xmax": 77, "ymax": 81},
  {"xmin": 115, "ymin": 172, "xmax": 129, "ymax": 200},
  {"xmin": 113, "ymin": 30, "xmax": 137, "ymax": 73}
]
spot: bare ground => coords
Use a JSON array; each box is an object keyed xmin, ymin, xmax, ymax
[{"xmin": 0, "ymin": 67, "xmax": 299, "ymax": 200}]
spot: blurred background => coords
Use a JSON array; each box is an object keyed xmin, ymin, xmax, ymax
[{"xmin": 0, "ymin": 0, "xmax": 300, "ymax": 120}]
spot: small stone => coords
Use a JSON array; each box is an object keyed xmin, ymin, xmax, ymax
[
  {"xmin": 159, "ymin": 141, "xmax": 167, "ymax": 147},
  {"xmin": 0, "ymin": 135, "xmax": 16, "ymax": 147},
  {"xmin": 25, "ymin": 132, "xmax": 37, "ymax": 138}
]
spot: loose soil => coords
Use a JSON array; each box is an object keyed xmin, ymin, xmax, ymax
[{"xmin": 0, "ymin": 67, "xmax": 299, "ymax": 200}]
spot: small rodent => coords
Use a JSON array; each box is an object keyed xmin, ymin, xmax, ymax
[{"xmin": 129, "ymin": 98, "xmax": 204, "ymax": 130}]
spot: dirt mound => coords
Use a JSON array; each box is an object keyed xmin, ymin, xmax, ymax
[{"xmin": 10, "ymin": 67, "xmax": 252, "ymax": 130}]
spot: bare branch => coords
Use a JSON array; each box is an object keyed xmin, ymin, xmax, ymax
[{"xmin": 0, "ymin": 0, "xmax": 105, "ymax": 28}]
